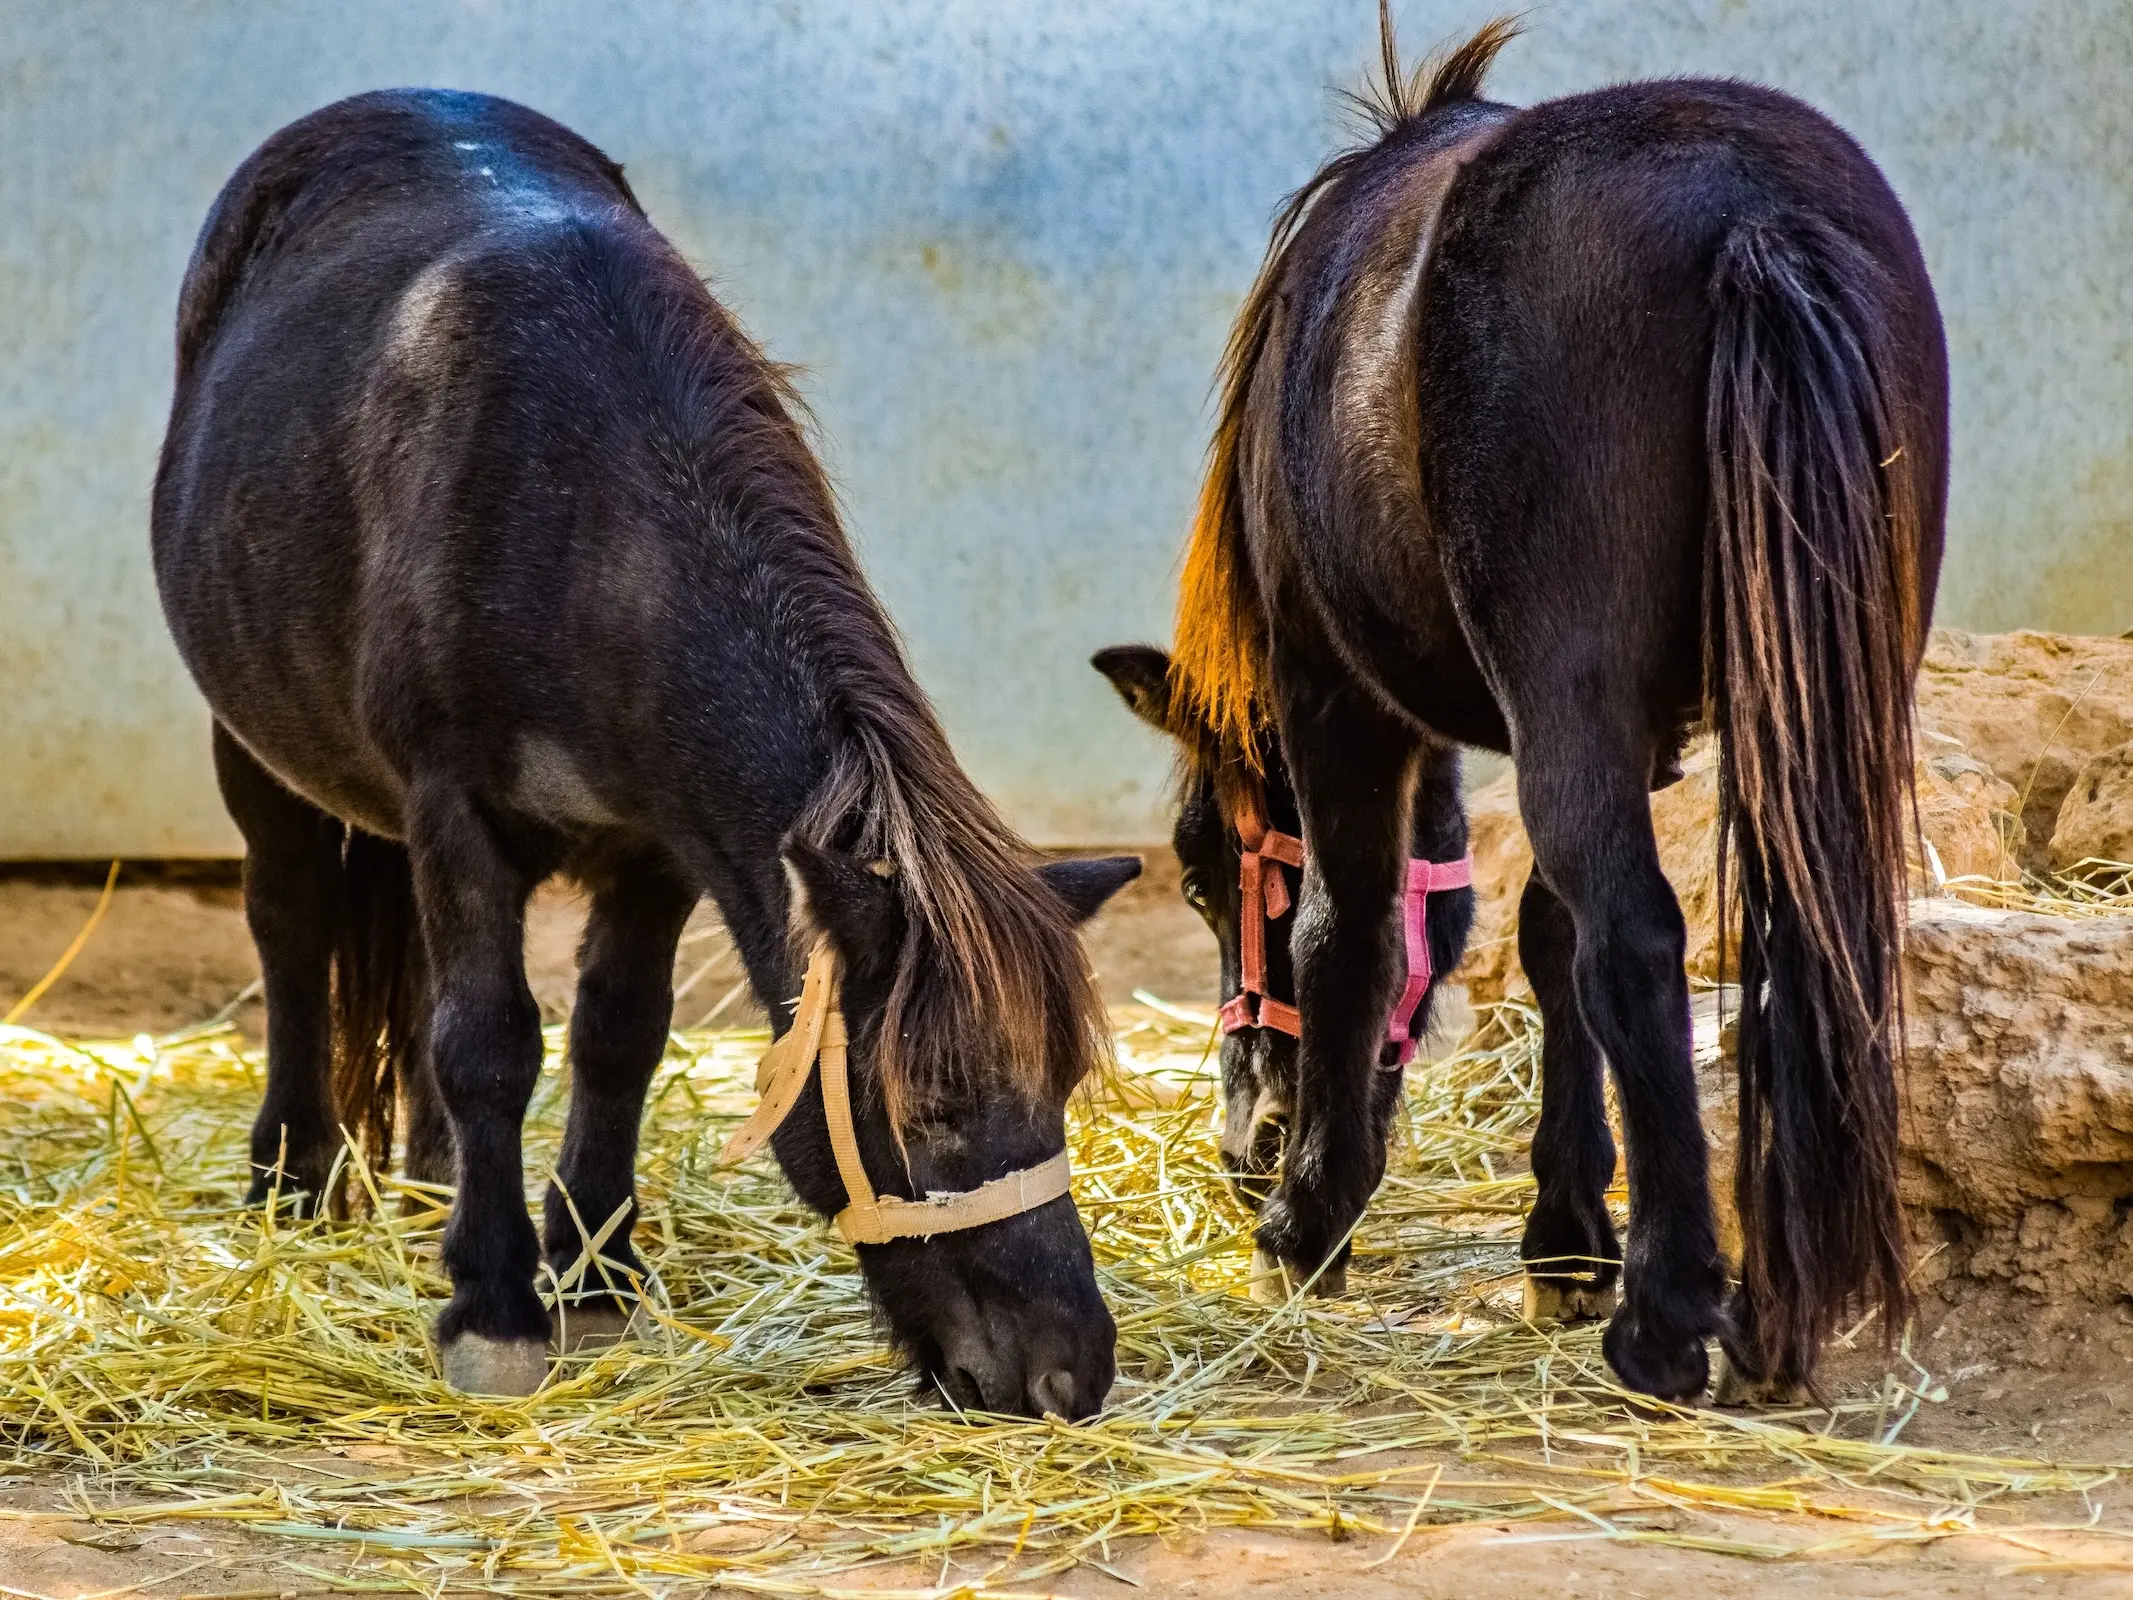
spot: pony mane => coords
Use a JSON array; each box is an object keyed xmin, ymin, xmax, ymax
[
  {"xmin": 1170, "ymin": 12, "xmax": 1520, "ymax": 778},
  {"xmin": 796, "ymin": 690, "xmax": 1110, "ymax": 1133},
  {"xmin": 614, "ymin": 229, "xmax": 1108, "ymax": 1132},
  {"xmin": 1347, "ymin": 6, "xmax": 1522, "ymax": 133}
]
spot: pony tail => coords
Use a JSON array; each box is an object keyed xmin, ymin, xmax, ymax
[
  {"xmin": 329, "ymin": 827, "xmax": 425, "ymax": 1211},
  {"xmin": 1172, "ymin": 416, "xmax": 1270, "ymax": 771},
  {"xmin": 1705, "ymin": 215, "xmax": 1923, "ymax": 1388}
]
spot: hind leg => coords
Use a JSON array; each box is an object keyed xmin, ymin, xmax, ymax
[
  {"xmin": 407, "ymin": 786, "xmax": 550, "ymax": 1396},
  {"xmin": 1516, "ymin": 870, "xmax": 1622, "ymax": 1322},
  {"xmin": 398, "ymin": 1001, "xmax": 454, "ymax": 1202},
  {"xmin": 1517, "ymin": 747, "xmax": 1723, "ymax": 1400},
  {"xmin": 542, "ymin": 858, "xmax": 696, "ymax": 1351},
  {"xmin": 214, "ymin": 724, "xmax": 344, "ymax": 1212}
]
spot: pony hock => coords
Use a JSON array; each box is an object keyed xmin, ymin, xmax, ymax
[
  {"xmin": 152, "ymin": 87, "xmax": 1137, "ymax": 1412},
  {"xmin": 1099, "ymin": 10, "xmax": 1944, "ymax": 1402}
]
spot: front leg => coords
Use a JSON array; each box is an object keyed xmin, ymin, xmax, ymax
[
  {"xmin": 542, "ymin": 858, "xmax": 696, "ymax": 1351},
  {"xmin": 408, "ymin": 787, "xmax": 550, "ymax": 1396},
  {"xmin": 1252, "ymin": 683, "xmax": 1417, "ymax": 1290}
]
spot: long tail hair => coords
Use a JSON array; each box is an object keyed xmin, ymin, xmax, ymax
[
  {"xmin": 329, "ymin": 827, "xmax": 426, "ymax": 1207},
  {"xmin": 1706, "ymin": 215, "xmax": 1926, "ymax": 1384}
]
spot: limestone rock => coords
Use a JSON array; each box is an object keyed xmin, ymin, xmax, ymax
[
  {"xmin": 1691, "ymin": 900, "xmax": 2133, "ymax": 1304},
  {"xmin": 1454, "ymin": 739, "xmax": 2020, "ymax": 1005},
  {"xmin": 2047, "ymin": 741, "xmax": 2133, "ymax": 874},
  {"xmin": 1454, "ymin": 774, "xmax": 1529, "ymax": 1007},
  {"xmin": 1916, "ymin": 629, "xmax": 2133, "ymax": 868},
  {"xmin": 1899, "ymin": 899, "xmax": 2133, "ymax": 1300}
]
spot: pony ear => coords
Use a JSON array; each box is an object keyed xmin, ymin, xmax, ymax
[
  {"xmin": 1091, "ymin": 645, "xmax": 1175, "ymax": 732},
  {"xmin": 1035, "ymin": 854, "xmax": 1142, "ymax": 925},
  {"xmin": 782, "ymin": 838, "xmax": 903, "ymax": 965}
]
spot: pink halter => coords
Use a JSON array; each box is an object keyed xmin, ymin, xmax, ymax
[{"xmin": 1216, "ymin": 789, "xmax": 1474, "ymax": 1068}]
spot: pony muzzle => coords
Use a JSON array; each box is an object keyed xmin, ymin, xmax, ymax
[{"xmin": 723, "ymin": 942, "xmax": 1112, "ymax": 1417}]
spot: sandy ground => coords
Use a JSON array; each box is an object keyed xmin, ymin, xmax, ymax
[
  {"xmin": 3, "ymin": 863, "xmax": 2130, "ymax": 1597},
  {"xmin": 4, "ymin": 1480, "xmax": 2131, "ymax": 1599},
  {"xmin": 0, "ymin": 851, "xmax": 1218, "ymax": 1039}
]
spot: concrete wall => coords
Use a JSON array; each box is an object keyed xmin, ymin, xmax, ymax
[{"xmin": 3, "ymin": 1, "xmax": 2127, "ymax": 855}]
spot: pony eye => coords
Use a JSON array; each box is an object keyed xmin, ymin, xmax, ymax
[{"xmin": 1181, "ymin": 877, "xmax": 1209, "ymax": 909}]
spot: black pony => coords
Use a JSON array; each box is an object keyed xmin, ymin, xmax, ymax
[
  {"xmin": 153, "ymin": 89, "xmax": 1137, "ymax": 1412},
  {"xmin": 1098, "ymin": 17, "xmax": 1944, "ymax": 1401}
]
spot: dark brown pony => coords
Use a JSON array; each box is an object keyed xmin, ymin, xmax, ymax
[
  {"xmin": 1098, "ymin": 15, "xmax": 1944, "ymax": 1399},
  {"xmin": 154, "ymin": 89, "xmax": 1138, "ymax": 1411}
]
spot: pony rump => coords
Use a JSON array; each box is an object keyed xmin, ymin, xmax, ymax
[{"xmin": 1170, "ymin": 11, "xmax": 1520, "ymax": 779}]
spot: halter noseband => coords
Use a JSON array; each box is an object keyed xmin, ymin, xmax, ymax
[
  {"xmin": 720, "ymin": 942, "xmax": 1072, "ymax": 1243},
  {"xmin": 1216, "ymin": 788, "xmax": 1474, "ymax": 1069}
]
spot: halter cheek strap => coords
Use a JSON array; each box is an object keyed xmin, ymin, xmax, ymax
[
  {"xmin": 1216, "ymin": 791, "xmax": 1474, "ymax": 1069},
  {"xmin": 1216, "ymin": 793, "xmax": 1306, "ymax": 1038},
  {"xmin": 720, "ymin": 943, "xmax": 1072, "ymax": 1243},
  {"xmin": 1383, "ymin": 853, "xmax": 1475, "ymax": 1065}
]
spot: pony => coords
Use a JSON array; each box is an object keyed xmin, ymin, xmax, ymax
[
  {"xmin": 152, "ymin": 88, "xmax": 1138, "ymax": 1412},
  {"xmin": 1096, "ymin": 14, "xmax": 1944, "ymax": 1401}
]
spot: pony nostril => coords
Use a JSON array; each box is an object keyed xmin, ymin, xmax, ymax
[
  {"xmin": 943, "ymin": 1364, "xmax": 988, "ymax": 1410},
  {"xmin": 1249, "ymin": 1112, "xmax": 1287, "ymax": 1167},
  {"xmin": 1030, "ymin": 1367, "xmax": 1076, "ymax": 1419}
]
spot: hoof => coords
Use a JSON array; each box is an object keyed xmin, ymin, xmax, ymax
[
  {"xmin": 552, "ymin": 1304, "xmax": 645, "ymax": 1355},
  {"xmin": 440, "ymin": 1333, "xmax": 548, "ymax": 1397},
  {"xmin": 1712, "ymin": 1349, "xmax": 1811, "ymax": 1408},
  {"xmin": 1602, "ymin": 1312, "xmax": 1711, "ymax": 1404},
  {"xmin": 245, "ymin": 1176, "xmax": 323, "ymax": 1218},
  {"xmin": 1248, "ymin": 1248, "xmax": 1347, "ymax": 1304},
  {"xmin": 1522, "ymin": 1275, "xmax": 1619, "ymax": 1324}
]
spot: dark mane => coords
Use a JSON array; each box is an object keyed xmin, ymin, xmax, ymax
[
  {"xmin": 1347, "ymin": 6, "xmax": 1522, "ymax": 134},
  {"xmin": 1169, "ymin": 14, "xmax": 1519, "ymax": 787},
  {"xmin": 615, "ymin": 250, "xmax": 1107, "ymax": 1128}
]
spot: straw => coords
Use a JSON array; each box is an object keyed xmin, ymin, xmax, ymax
[
  {"xmin": 0, "ymin": 993, "xmax": 2123, "ymax": 1595},
  {"xmin": 1943, "ymin": 859, "xmax": 2133, "ymax": 917},
  {"xmin": 2, "ymin": 859, "xmax": 121, "ymax": 1025}
]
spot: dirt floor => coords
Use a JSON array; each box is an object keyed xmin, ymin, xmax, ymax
[
  {"xmin": 0, "ymin": 851, "xmax": 1220, "ymax": 1038},
  {"xmin": 3, "ymin": 863, "xmax": 2131, "ymax": 1598},
  {"xmin": 5, "ymin": 1478, "xmax": 2131, "ymax": 1600}
]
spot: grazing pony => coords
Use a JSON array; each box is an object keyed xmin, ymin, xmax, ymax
[
  {"xmin": 153, "ymin": 89, "xmax": 1138, "ymax": 1411},
  {"xmin": 1097, "ymin": 17, "xmax": 1944, "ymax": 1400}
]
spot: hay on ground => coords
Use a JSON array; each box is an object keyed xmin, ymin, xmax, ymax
[{"xmin": 0, "ymin": 991, "xmax": 2122, "ymax": 1595}]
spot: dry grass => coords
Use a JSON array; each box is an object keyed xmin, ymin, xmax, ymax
[
  {"xmin": 1944, "ymin": 858, "xmax": 2133, "ymax": 917},
  {"xmin": 0, "ymin": 999, "xmax": 2122, "ymax": 1596}
]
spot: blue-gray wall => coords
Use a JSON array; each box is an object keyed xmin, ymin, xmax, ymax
[{"xmin": 3, "ymin": 1, "xmax": 2128, "ymax": 854}]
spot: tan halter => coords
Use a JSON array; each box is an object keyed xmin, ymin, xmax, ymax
[{"xmin": 719, "ymin": 942, "xmax": 1073, "ymax": 1245}]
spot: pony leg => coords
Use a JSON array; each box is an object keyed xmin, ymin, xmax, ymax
[
  {"xmin": 1516, "ymin": 870, "xmax": 1621, "ymax": 1321},
  {"xmin": 214, "ymin": 723, "xmax": 344, "ymax": 1211},
  {"xmin": 542, "ymin": 858, "xmax": 696, "ymax": 1353},
  {"xmin": 1517, "ymin": 749, "xmax": 1724, "ymax": 1400},
  {"xmin": 1253, "ymin": 682, "xmax": 1416, "ymax": 1290},
  {"xmin": 407, "ymin": 786, "xmax": 550, "ymax": 1397},
  {"xmin": 1409, "ymin": 743, "xmax": 1476, "ymax": 1036},
  {"xmin": 398, "ymin": 1003, "xmax": 453, "ymax": 1194}
]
